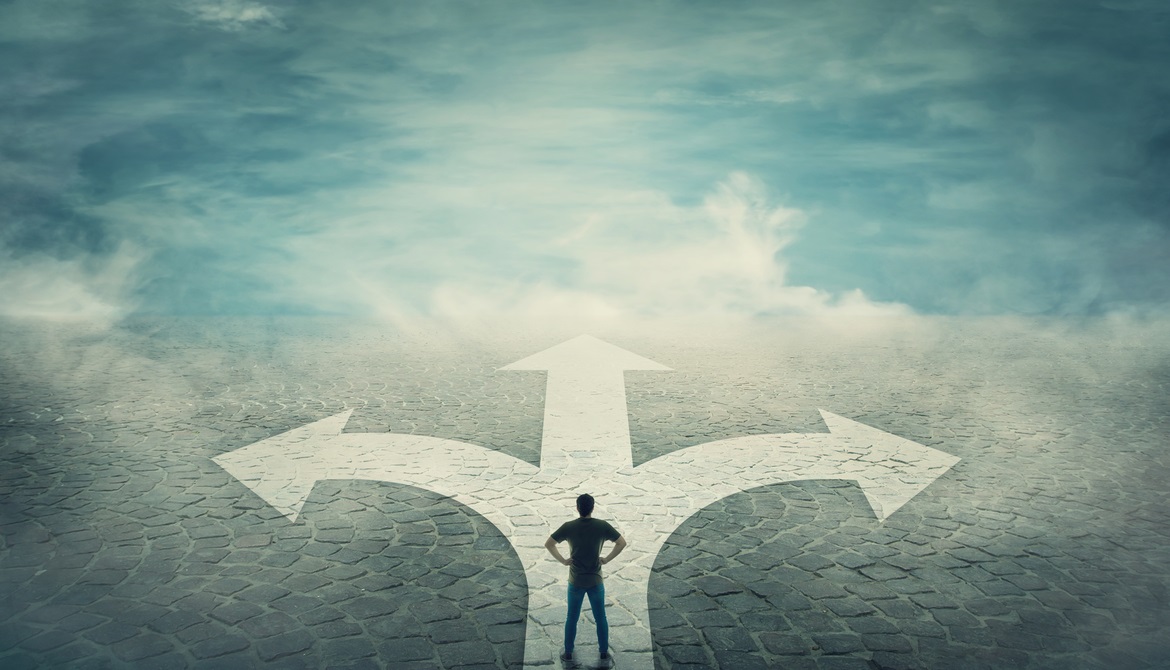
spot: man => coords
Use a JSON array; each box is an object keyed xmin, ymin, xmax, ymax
[{"xmin": 545, "ymin": 493, "xmax": 627, "ymax": 667}]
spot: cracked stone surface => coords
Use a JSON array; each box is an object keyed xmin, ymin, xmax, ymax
[{"xmin": 2, "ymin": 316, "xmax": 1169, "ymax": 668}]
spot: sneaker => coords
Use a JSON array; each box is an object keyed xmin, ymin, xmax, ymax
[
  {"xmin": 560, "ymin": 649, "xmax": 573, "ymax": 662},
  {"xmin": 597, "ymin": 651, "xmax": 615, "ymax": 668}
]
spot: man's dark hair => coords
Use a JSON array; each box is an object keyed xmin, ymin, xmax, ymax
[{"xmin": 576, "ymin": 493, "xmax": 595, "ymax": 517}]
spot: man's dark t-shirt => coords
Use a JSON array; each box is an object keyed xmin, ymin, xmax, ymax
[{"xmin": 551, "ymin": 518, "xmax": 621, "ymax": 588}]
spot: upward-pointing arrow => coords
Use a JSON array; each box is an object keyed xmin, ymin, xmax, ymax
[{"xmin": 499, "ymin": 334, "xmax": 671, "ymax": 472}]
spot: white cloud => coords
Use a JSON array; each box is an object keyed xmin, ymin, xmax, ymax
[
  {"xmin": 0, "ymin": 244, "xmax": 144, "ymax": 326},
  {"xmin": 185, "ymin": 0, "xmax": 283, "ymax": 31},
  {"xmin": 578, "ymin": 172, "xmax": 908, "ymax": 317},
  {"xmin": 408, "ymin": 172, "xmax": 911, "ymax": 323}
]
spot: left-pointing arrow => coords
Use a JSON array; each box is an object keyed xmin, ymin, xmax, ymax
[
  {"xmin": 214, "ymin": 410, "xmax": 354, "ymax": 520},
  {"xmin": 212, "ymin": 409, "xmax": 538, "ymax": 522}
]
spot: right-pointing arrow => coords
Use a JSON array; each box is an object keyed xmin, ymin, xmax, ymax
[
  {"xmin": 818, "ymin": 410, "xmax": 960, "ymax": 521},
  {"xmin": 631, "ymin": 410, "xmax": 959, "ymax": 524}
]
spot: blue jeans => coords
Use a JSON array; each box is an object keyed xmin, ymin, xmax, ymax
[{"xmin": 565, "ymin": 582, "xmax": 608, "ymax": 655}]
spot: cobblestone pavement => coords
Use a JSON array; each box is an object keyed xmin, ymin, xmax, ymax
[{"xmin": 1, "ymin": 316, "xmax": 1168, "ymax": 669}]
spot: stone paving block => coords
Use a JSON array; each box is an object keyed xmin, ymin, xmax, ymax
[
  {"xmin": 823, "ymin": 597, "xmax": 876, "ymax": 617},
  {"xmin": 702, "ymin": 625, "xmax": 758, "ymax": 652},
  {"xmin": 314, "ymin": 582, "xmax": 364, "ymax": 604},
  {"xmin": 42, "ymin": 640, "xmax": 103, "ymax": 666},
  {"xmin": 416, "ymin": 572, "xmax": 458, "ymax": 589},
  {"xmin": 885, "ymin": 578, "xmax": 937, "ymax": 595},
  {"xmin": 788, "ymin": 608, "xmax": 847, "ymax": 632},
  {"xmin": 175, "ymin": 620, "xmax": 227, "ymax": 645},
  {"xmin": 908, "ymin": 592, "xmax": 957, "ymax": 609},
  {"xmin": 315, "ymin": 620, "xmax": 363, "ymax": 639},
  {"xmin": 21, "ymin": 603, "xmax": 78, "ymax": 626},
  {"xmin": 57, "ymin": 611, "xmax": 105, "ymax": 633},
  {"xmin": 655, "ymin": 624, "xmax": 704, "ymax": 646},
  {"xmin": 148, "ymin": 608, "xmax": 205, "ymax": 634},
  {"xmin": 790, "ymin": 553, "xmax": 835, "ymax": 572},
  {"xmin": 208, "ymin": 600, "xmax": 265, "ymax": 625},
  {"xmin": 843, "ymin": 617, "xmax": 898, "ymax": 636},
  {"xmin": 340, "ymin": 595, "xmax": 398, "ymax": 620},
  {"xmin": 740, "ymin": 610, "xmax": 790, "ymax": 632},
  {"xmin": 111, "ymin": 632, "xmax": 174, "ymax": 661},
  {"xmin": 320, "ymin": 635, "xmax": 379, "ymax": 663},
  {"xmin": 715, "ymin": 591, "xmax": 770, "ymax": 615},
  {"xmin": 1032, "ymin": 589, "xmax": 1085, "ymax": 610},
  {"xmin": 818, "ymin": 657, "xmax": 876, "ymax": 670},
  {"xmin": 683, "ymin": 608, "xmax": 730, "ymax": 631},
  {"xmin": 795, "ymin": 580, "xmax": 850, "ymax": 601},
  {"xmin": 191, "ymin": 652, "xmax": 257, "ymax": 670},
  {"xmin": 297, "ymin": 606, "xmax": 345, "ymax": 627},
  {"xmin": 379, "ymin": 636, "xmax": 434, "ymax": 662},
  {"xmin": 235, "ymin": 583, "xmax": 291, "ymax": 604},
  {"xmin": 870, "ymin": 650, "xmax": 920, "ymax": 670},
  {"xmin": 240, "ymin": 610, "xmax": 300, "ymax": 638},
  {"xmin": 256, "ymin": 629, "xmax": 315, "ymax": 661},
  {"xmin": 436, "ymin": 639, "xmax": 497, "ymax": 666},
  {"xmin": 113, "ymin": 602, "xmax": 171, "ymax": 627},
  {"xmin": 812, "ymin": 632, "xmax": 865, "ymax": 654},
  {"xmin": 367, "ymin": 612, "xmax": 426, "ymax": 640},
  {"xmin": 203, "ymin": 577, "xmax": 251, "ymax": 596},
  {"xmin": 758, "ymin": 631, "xmax": 806, "ymax": 655},
  {"xmin": 429, "ymin": 620, "xmax": 480, "ymax": 644},
  {"xmin": 351, "ymin": 574, "xmax": 404, "ymax": 592},
  {"xmin": 861, "ymin": 632, "xmax": 914, "ymax": 653},
  {"xmin": 859, "ymin": 563, "xmax": 906, "ymax": 581},
  {"xmin": 407, "ymin": 598, "xmax": 463, "ymax": 624},
  {"xmin": 485, "ymin": 623, "xmax": 523, "ymax": 644},
  {"xmin": 694, "ymin": 575, "xmax": 743, "ymax": 597},
  {"xmin": 662, "ymin": 643, "xmax": 711, "ymax": 665},
  {"xmin": 18, "ymin": 629, "xmax": 75, "ymax": 653},
  {"xmin": 269, "ymin": 593, "xmax": 326, "ymax": 614},
  {"xmin": 323, "ymin": 564, "xmax": 365, "ymax": 581}
]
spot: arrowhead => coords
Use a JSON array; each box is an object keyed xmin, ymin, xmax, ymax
[
  {"xmin": 212, "ymin": 410, "xmax": 354, "ymax": 522},
  {"xmin": 819, "ymin": 410, "xmax": 959, "ymax": 521},
  {"xmin": 499, "ymin": 334, "xmax": 671, "ymax": 372}
]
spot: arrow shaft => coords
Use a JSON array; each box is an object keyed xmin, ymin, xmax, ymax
[
  {"xmin": 539, "ymin": 370, "xmax": 633, "ymax": 473},
  {"xmin": 515, "ymin": 526, "xmax": 662, "ymax": 670}
]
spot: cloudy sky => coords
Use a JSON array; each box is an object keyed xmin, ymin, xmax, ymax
[{"xmin": 1, "ymin": 0, "xmax": 1168, "ymax": 322}]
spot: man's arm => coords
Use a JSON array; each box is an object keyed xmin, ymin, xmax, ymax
[
  {"xmin": 545, "ymin": 536, "xmax": 570, "ymax": 565},
  {"xmin": 600, "ymin": 535, "xmax": 627, "ymax": 565}
]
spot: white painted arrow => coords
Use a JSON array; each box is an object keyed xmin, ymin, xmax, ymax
[
  {"xmin": 500, "ymin": 334, "xmax": 671, "ymax": 472},
  {"xmin": 213, "ymin": 336, "xmax": 959, "ymax": 670},
  {"xmin": 210, "ymin": 411, "xmax": 538, "ymax": 523}
]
